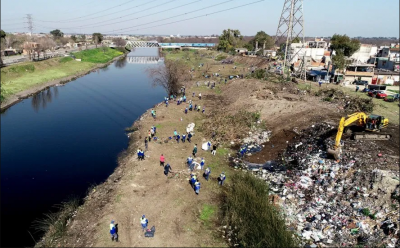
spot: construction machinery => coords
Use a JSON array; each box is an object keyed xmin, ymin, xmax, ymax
[{"xmin": 327, "ymin": 112, "xmax": 391, "ymax": 160}]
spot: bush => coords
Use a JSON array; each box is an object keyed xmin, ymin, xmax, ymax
[
  {"xmin": 253, "ymin": 69, "xmax": 266, "ymax": 79},
  {"xmin": 215, "ymin": 55, "xmax": 227, "ymax": 61},
  {"xmin": 222, "ymin": 173, "xmax": 298, "ymax": 247},
  {"xmin": 114, "ymin": 47, "xmax": 129, "ymax": 54},
  {"xmin": 59, "ymin": 57, "xmax": 73, "ymax": 63},
  {"xmin": 33, "ymin": 198, "xmax": 80, "ymax": 247}
]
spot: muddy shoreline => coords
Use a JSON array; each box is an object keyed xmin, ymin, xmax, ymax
[
  {"xmin": 1, "ymin": 54, "xmax": 126, "ymax": 111},
  {"xmin": 35, "ymin": 101, "xmax": 162, "ymax": 247}
]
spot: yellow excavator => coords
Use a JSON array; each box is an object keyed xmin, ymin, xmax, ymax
[{"xmin": 327, "ymin": 112, "xmax": 391, "ymax": 160}]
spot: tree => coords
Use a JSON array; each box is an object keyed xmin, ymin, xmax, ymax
[
  {"xmin": 330, "ymin": 34, "xmax": 361, "ymax": 56},
  {"xmin": 112, "ymin": 37, "xmax": 127, "ymax": 47},
  {"xmin": 0, "ymin": 30, "xmax": 5, "ymax": 40},
  {"xmin": 101, "ymin": 44, "xmax": 108, "ymax": 53},
  {"xmin": 330, "ymin": 34, "xmax": 361, "ymax": 71},
  {"xmin": 0, "ymin": 30, "xmax": 6, "ymax": 67},
  {"xmin": 332, "ymin": 52, "xmax": 351, "ymax": 71},
  {"xmin": 92, "ymin": 33, "xmax": 103, "ymax": 48},
  {"xmin": 243, "ymin": 42, "xmax": 254, "ymax": 51},
  {"xmin": 249, "ymin": 31, "xmax": 274, "ymax": 50},
  {"xmin": 147, "ymin": 59, "xmax": 188, "ymax": 95},
  {"xmin": 50, "ymin": 29, "xmax": 64, "ymax": 38},
  {"xmin": 79, "ymin": 34, "xmax": 86, "ymax": 42},
  {"xmin": 71, "ymin": 35, "xmax": 77, "ymax": 43},
  {"xmin": 292, "ymin": 37, "xmax": 301, "ymax": 43},
  {"xmin": 217, "ymin": 29, "xmax": 243, "ymax": 52}
]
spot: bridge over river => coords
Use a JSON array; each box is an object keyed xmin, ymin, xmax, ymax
[{"xmin": 125, "ymin": 41, "xmax": 216, "ymax": 50}]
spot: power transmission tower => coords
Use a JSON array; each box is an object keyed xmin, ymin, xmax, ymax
[
  {"xmin": 25, "ymin": 14, "xmax": 34, "ymax": 38},
  {"xmin": 275, "ymin": 0, "xmax": 306, "ymax": 81}
]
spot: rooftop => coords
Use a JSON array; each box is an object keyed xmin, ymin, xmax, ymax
[{"xmin": 348, "ymin": 63, "xmax": 375, "ymax": 67}]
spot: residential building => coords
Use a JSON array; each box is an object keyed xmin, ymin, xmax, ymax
[
  {"xmin": 236, "ymin": 48, "xmax": 248, "ymax": 54},
  {"xmin": 344, "ymin": 63, "xmax": 375, "ymax": 83},
  {"xmin": 350, "ymin": 44, "xmax": 378, "ymax": 63}
]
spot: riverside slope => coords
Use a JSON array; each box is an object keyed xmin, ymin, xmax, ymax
[{"xmin": 37, "ymin": 80, "xmax": 228, "ymax": 247}]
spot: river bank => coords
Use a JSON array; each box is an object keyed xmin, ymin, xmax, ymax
[
  {"xmin": 34, "ymin": 50, "xmax": 399, "ymax": 247},
  {"xmin": 1, "ymin": 48, "xmax": 126, "ymax": 111}
]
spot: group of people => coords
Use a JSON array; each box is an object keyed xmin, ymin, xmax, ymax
[
  {"xmin": 172, "ymin": 129, "xmax": 193, "ymax": 143},
  {"xmin": 137, "ymin": 148, "xmax": 145, "ymax": 160},
  {"xmin": 185, "ymin": 100, "xmax": 205, "ymax": 114},
  {"xmin": 147, "ymin": 125, "xmax": 157, "ymax": 142}
]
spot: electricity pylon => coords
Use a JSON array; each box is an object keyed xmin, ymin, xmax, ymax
[{"xmin": 275, "ymin": 0, "xmax": 306, "ymax": 81}]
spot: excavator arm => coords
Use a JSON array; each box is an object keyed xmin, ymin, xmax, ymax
[
  {"xmin": 329, "ymin": 112, "xmax": 368, "ymax": 160},
  {"xmin": 328, "ymin": 112, "xmax": 390, "ymax": 160},
  {"xmin": 333, "ymin": 112, "xmax": 367, "ymax": 149}
]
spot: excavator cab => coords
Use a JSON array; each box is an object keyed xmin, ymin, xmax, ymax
[{"xmin": 364, "ymin": 114, "xmax": 388, "ymax": 131}]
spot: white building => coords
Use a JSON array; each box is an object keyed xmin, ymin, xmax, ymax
[
  {"xmin": 288, "ymin": 43, "xmax": 326, "ymax": 63},
  {"xmin": 350, "ymin": 44, "xmax": 378, "ymax": 63}
]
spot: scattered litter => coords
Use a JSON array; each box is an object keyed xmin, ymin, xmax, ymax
[{"xmin": 230, "ymin": 123, "xmax": 399, "ymax": 247}]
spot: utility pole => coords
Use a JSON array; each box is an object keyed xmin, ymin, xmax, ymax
[
  {"xmin": 275, "ymin": 0, "xmax": 305, "ymax": 80},
  {"xmin": 24, "ymin": 14, "xmax": 34, "ymax": 60},
  {"xmin": 25, "ymin": 14, "xmax": 34, "ymax": 38}
]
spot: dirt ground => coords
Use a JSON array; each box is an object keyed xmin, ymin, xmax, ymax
[{"xmin": 52, "ymin": 53, "xmax": 399, "ymax": 247}]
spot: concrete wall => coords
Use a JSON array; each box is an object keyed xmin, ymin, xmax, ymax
[
  {"xmin": 351, "ymin": 45, "xmax": 378, "ymax": 63},
  {"xmin": 290, "ymin": 48, "xmax": 325, "ymax": 62},
  {"xmin": 344, "ymin": 75, "xmax": 373, "ymax": 83}
]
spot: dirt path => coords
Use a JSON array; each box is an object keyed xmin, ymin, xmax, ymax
[{"xmin": 61, "ymin": 84, "xmax": 228, "ymax": 247}]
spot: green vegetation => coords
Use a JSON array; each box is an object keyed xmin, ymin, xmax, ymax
[
  {"xmin": 199, "ymin": 204, "xmax": 216, "ymax": 226},
  {"xmin": 33, "ymin": 198, "xmax": 80, "ymax": 247},
  {"xmin": 1, "ymin": 48, "xmax": 123, "ymax": 102},
  {"xmin": 388, "ymin": 89, "xmax": 399, "ymax": 94},
  {"xmin": 330, "ymin": 34, "xmax": 361, "ymax": 71},
  {"xmin": 217, "ymin": 29, "xmax": 243, "ymax": 53},
  {"xmin": 215, "ymin": 54, "xmax": 227, "ymax": 61},
  {"xmin": 221, "ymin": 173, "xmax": 298, "ymax": 247},
  {"xmin": 59, "ymin": 57, "xmax": 73, "ymax": 63},
  {"xmin": 74, "ymin": 48, "xmax": 123, "ymax": 63}
]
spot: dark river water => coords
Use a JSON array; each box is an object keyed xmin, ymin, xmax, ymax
[{"xmin": 1, "ymin": 48, "xmax": 165, "ymax": 247}]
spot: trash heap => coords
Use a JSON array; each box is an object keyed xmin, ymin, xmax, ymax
[
  {"xmin": 231, "ymin": 123, "xmax": 400, "ymax": 247},
  {"xmin": 237, "ymin": 130, "xmax": 272, "ymax": 156}
]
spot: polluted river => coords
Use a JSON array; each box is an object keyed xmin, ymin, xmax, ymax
[{"xmin": 0, "ymin": 48, "xmax": 165, "ymax": 247}]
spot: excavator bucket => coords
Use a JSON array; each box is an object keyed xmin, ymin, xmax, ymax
[{"xmin": 327, "ymin": 148, "xmax": 340, "ymax": 161}]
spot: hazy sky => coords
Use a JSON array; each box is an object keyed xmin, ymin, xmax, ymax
[{"xmin": 1, "ymin": 0, "xmax": 399, "ymax": 37}]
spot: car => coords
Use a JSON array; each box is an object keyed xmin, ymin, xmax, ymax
[
  {"xmin": 352, "ymin": 80, "xmax": 368, "ymax": 85},
  {"xmin": 384, "ymin": 94, "xmax": 400, "ymax": 102},
  {"xmin": 368, "ymin": 90, "xmax": 387, "ymax": 98}
]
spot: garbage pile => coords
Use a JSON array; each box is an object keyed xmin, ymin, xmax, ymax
[
  {"xmin": 231, "ymin": 123, "xmax": 400, "ymax": 247},
  {"xmin": 238, "ymin": 130, "xmax": 272, "ymax": 156}
]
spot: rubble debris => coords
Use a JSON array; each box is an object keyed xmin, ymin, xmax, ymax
[
  {"xmin": 230, "ymin": 123, "xmax": 399, "ymax": 247},
  {"xmin": 316, "ymin": 88, "xmax": 374, "ymax": 113}
]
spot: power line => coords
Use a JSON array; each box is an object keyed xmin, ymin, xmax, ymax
[
  {"xmin": 103, "ymin": 0, "xmax": 265, "ymax": 34},
  {"xmin": 68, "ymin": 0, "xmax": 203, "ymax": 28},
  {"xmin": 36, "ymin": 0, "xmax": 137, "ymax": 23},
  {"xmin": 36, "ymin": 0, "xmax": 164, "ymax": 24},
  {"xmin": 86, "ymin": 0, "xmax": 232, "ymax": 32},
  {"xmin": 68, "ymin": 0, "xmax": 180, "ymax": 28}
]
